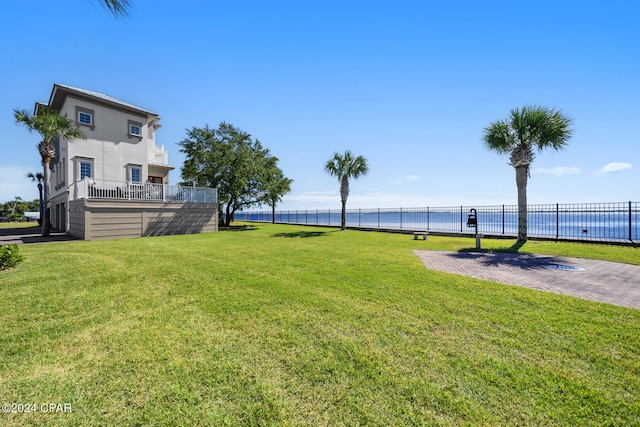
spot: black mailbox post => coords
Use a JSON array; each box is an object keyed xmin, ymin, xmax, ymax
[
  {"xmin": 466, "ymin": 208, "xmax": 481, "ymax": 249},
  {"xmin": 466, "ymin": 210, "xmax": 477, "ymax": 227}
]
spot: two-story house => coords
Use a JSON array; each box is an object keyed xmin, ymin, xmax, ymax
[{"xmin": 35, "ymin": 83, "xmax": 217, "ymax": 239}]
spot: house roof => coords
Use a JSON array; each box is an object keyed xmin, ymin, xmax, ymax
[{"xmin": 45, "ymin": 83, "xmax": 159, "ymax": 117}]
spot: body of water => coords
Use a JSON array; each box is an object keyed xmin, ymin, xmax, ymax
[{"xmin": 236, "ymin": 202, "xmax": 639, "ymax": 242}]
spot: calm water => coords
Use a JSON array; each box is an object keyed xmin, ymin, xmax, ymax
[{"xmin": 237, "ymin": 204, "xmax": 639, "ymax": 242}]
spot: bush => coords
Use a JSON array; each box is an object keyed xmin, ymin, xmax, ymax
[
  {"xmin": 5, "ymin": 213, "xmax": 25, "ymax": 222},
  {"xmin": 0, "ymin": 244, "xmax": 23, "ymax": 270}
]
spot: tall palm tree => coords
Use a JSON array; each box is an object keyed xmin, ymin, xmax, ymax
[
  {"xmin": 262, "ymin": 163, "xmax": 293, "ymax": 224},
  {"xmin": 14, "ymin": 108, "xmax": 85, "ymax": 236},
  {"xmin": 27, "ymin": 171, "xmax": 45, "ymax": 225},
  {"xmin": 99, "ymin": 0, "xmax": 131, "ymax": 17},
  {"xmin": 324, "ymin": 150, "xmax": 369, "ymax": 230},
  {"xmin": 483, "ymin": 105, "xmax": 573, "ymax": 242}
]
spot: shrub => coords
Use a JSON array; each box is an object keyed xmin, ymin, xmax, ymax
[
  {"xmin": 6, "ymin": 213, "xmax": 25, "ymax": 222},
  {"xmin": 0, "ymin": 244, "xmax": 23, "ymax": 270}
]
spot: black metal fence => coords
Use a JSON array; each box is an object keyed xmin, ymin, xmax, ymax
[{"xmin": 235, "ymin": 202, "xmax": 640, "ymax": 243}]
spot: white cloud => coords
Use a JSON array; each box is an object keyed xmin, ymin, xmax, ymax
[
  {"xmin": 534, "ymin": 166, "xmax": 582, "ymax": 176},
  {"xmin": 390, "ymin": 175, "xmax": 420, "ymax": 184},
  {"xmin": 595, "ymin": 162, "xmax": 632, "ymax": 175}
]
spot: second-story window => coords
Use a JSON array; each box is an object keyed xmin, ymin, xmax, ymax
[
  {"xmin": 75, "ymin": 157, "xmax": 94, "ymax": 181},
  {"xmin": 80, "ymin": 161, "xmax": 92, "ymax": 179},
  {"xmin": 128, "ymin": 165, "xmax": 142, "ymax": 183}
]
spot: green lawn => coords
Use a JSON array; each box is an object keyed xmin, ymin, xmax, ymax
[
  {"xmin": 0, "ymin": 222, "xmax": 40, "ymax": 229},
  {"xmin": 1, "ymin": 223, "xmax": 639, "ymax": 426}
]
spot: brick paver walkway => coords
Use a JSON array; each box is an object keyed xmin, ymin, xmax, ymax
[{"xmin": 414, "ymin": 250, "xmax": 640, "ymax": 310}]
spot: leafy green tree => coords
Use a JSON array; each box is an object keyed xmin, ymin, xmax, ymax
[
  {"xmin": 324, "ymin": 150, "xmax": 369, "ymax": 230},
  {"xmin": 14, "ymin": 107, "xmax": 85, "ymax": 236},
  {"xmin": 27, "ymin": 172, "xmax": 44, "ymax": 225},
  {"xmin": 179, "ymin": 122, "xmax": 292, "ymax": 227},
  {"xmin": 483, "ymin": 105, "xmax": 573, "ymax": 242}
]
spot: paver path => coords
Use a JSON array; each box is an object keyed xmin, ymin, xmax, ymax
[
  {"xmin": 0, "ymin": 226, "xmax": 76, "ymax": 244},
  {"xmin": 414, "ymin": 250, "xmax": 640, "ymax": 310}
]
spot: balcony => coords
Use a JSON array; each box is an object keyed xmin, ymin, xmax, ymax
[
  {"xmin": 150, "ymin": 144, "xmax": 169, "ymax": 166},
  {"xmin": 70, "ymin": 178, "xmax": 217, "ymax": 203}
]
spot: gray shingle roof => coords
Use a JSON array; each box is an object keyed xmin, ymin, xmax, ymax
[{"xmin": 50, "ymin": 83, "xmax": 158, "ymax": 116}]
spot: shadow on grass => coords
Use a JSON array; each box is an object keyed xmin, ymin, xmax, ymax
[
  {"xmin": 509, "ymin": 240, "xmax": 526, "ymax": 253},
  {"xmin": 220, "ymin": 225, "xmax": 257, "ymax": 232},
  {"xmin": 272, "ymin": 231, "xmax": 328, "ymax": 238}
]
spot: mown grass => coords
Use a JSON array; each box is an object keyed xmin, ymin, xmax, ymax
[
  {"xmin": 0, "ymin": 222, "xmax": 39, "ymax": 230},
  {"xmin": 1, "ymin": 223, "xmax": 639, "ymax": 426}
]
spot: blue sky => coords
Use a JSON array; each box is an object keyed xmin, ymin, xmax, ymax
[{"xmin": 1, "ymin": 0, "xmax": 638, "ymax": 210}]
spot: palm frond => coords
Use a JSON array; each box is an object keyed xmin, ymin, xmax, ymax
[
  {"xmin": 482, "ymin": 120, "xmax": 514, "ymax": 154},
  {"xmin": 100, "ymin": 0, "xmax": 131, "ymax": 17}
]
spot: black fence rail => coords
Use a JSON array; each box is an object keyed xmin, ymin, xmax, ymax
[{"xmin": 235, "ymin": 202, "xmax": 640, "ymax": 243}]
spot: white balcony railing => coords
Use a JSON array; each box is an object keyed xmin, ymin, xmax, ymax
[{"xmin": 70, "ymin": 178, "xmax": 217, "ymax": 203}]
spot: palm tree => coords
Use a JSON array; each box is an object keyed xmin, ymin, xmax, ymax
[
  {"xmin": 262, "ymin": 164, "xmax": 293, "ymax": 224},
  {"xmin": 10, "ymin": 197, "xmax": 23, "ymax": 215},
  {"xmin": 324, "ymin": 150, "xmax": 369, "ymax": 230},
  {"xmin": 14, "ymin": 107, "xmax": 85, "ymax": 236},
  {"xmin": 483, "ymin": 105, "xmax": 573, "ymax": 242},
  {"xmin": 100, "ymin": 0, "xmax": 131, "ymax": 17},
  {"xmin": 27, "ymin": 172, "xmax": 45, "ymax": 225}
]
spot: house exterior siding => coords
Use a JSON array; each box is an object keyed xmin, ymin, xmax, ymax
[{"xmin": 69, "ymin": 199, "xmax": 218, "ymax": 240}]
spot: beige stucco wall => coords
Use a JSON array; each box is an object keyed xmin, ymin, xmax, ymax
[
  {"xmin": 50, "ymin": 95, "xmax": 170, "ymax": 203},
  {"xmin": 69, "ymin": 199, "xmax": 218, "ymax": 240},
  {"xmin": 59, "ymin": 95, "xmax": 149, "ymax": 183}
]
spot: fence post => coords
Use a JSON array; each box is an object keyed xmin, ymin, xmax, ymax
[
  {"xmin": 400, "ymin": 207, "xmax": 403, "ymax": 230},
  {"xmin": 502, "ymin": 205, "xmax": 505, "ymax": 235},
  {"xmin": 460, "ymin": 206, "xmax": 463, "ymax": 232},
  {"xmin": 556, "ymin": 203, "xmax": 559, "ymax": 240},
  {"xmin": 427, "ymin": 206, "xmax": 430, "ymax": 231},
  {"xmin": 630, "ymin": 201, "xmax": 633, "ymax": 242}
]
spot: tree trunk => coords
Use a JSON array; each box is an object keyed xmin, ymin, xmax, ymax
[
  {"xmin": 37, "ymin": 183, "xmax": 43, "ymax": 226},
  {"xmin": 515, "ymin": 165, "xmax": 528, "ymax": 242},
  {"xmin": 340, "ymin": 176, "xmax": 349, "ymax": 230},
  {"xmin": 225, "ymin": 203, "xmax": 232, "ymax": 227},
  {"xmin": 42, "ymin": 159, "xmax": 51, "ymax": 237},
  {"xmin": 271, "ymin": 202, "xmax": 276, "ymax": 224}
]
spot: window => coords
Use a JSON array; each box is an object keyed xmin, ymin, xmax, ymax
[
  {"xmin": 128, "ymin": 165, "xmax": 142, "ymax": 183},
  {"xmin": 129, "ymin": 124, "xmax": 141, "ymax": 136},
  {"xmin": 128, "ymin": 120, "xmax": 143, "ymax": 138},
  {"xmin": 80, "ymin": 161, "xmax": 92, "ymax": 179},
  {"xmin": 75, "ymin": 107, "xmax": 95, "ymax": 129},
  {"xmin": 78, "ymin": 111, "xmax": 92, "ymax": 125},
  {"xmin": 75, "ymin": 157, "xmax": 94, "ymax": 181}
]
